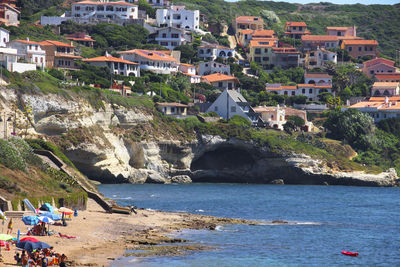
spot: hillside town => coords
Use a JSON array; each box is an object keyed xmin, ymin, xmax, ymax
[{"xmin": 0, "ymin": 0, "xmax": 398, "ymax": 134}]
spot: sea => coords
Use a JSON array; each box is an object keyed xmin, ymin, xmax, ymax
[{"xmin": 98, "ymin": 183, "xmax": 400, "ymax": 267}]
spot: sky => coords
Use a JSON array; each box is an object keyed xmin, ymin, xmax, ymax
[{"xmin": 226, "ymin": 0, "xmax": 399, "ymax": 4}]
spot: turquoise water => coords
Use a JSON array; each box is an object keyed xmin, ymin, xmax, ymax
[{"xmin": 98, "ymin": 184, "xmax": 400, "ymax": 266}]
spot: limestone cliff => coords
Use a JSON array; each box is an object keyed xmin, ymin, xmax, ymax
[{"xmin": 0, "ymin": 88, "xmax": 398, "ymax": 187}]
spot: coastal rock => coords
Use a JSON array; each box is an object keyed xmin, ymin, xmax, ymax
[
  {"xmin": 146, "ymin": 172, "xmax": 169, "ymax": 184},
  {"xmin": 270, "ymin": 179, "xmax": 284, "ymax": 185},
  {"xmin": 171, "ymin": 175, "xmax": 192, "ymax": 184}
]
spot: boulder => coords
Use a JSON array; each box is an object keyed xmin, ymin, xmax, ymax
[
  {"xmin": 270, "ymin": 179, "xmax": 284, "ymax": 185},
  {"xmin": 146, "ymin": 172, "xmax": 168, "ymax": 184},
  {"xmin": 171, "ymin": 175, "xmax": 192, "ymax": 184}
]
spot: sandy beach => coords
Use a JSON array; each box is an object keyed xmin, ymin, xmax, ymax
[{"xmin": 2, "ymin": 199, "xmax": 252, "ymax": 266}]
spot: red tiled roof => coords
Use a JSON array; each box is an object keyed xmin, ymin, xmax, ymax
[
  {"xmin": 363, "ymin": 57, "xmax": 395, "ymax": 68},
  {"xmin": 201, "ymin": 73, "xmax": 239, "ymax": 83},
  {"xmin": 342, "ymin": 39, "xmax": 378, "ymax": 45},
  {"xmin": 118, "ymin": 49, "xmax": 177, "ymax": 62},
  {"xmin": 73, "ymin": 1, "xmax": 135, "ymax": 6},
  {"xmin": 272, "ymin": 47, "xmax": 299, "ymax": 54},
  {"xmin": 375, "ymin": 74, "xmax": 400, "ymax": 80},
  {"xmin": 66, "ymin": 37, "xmax": 96, "ymax": 42},
  {"xmin": 301, "ymin": 35, "xmax": 339, "ymax": 41},
  {"xmin": 250, "ymin": 39, "xmax": 275, "ymax": 48},
  {"xmin": 83, "ymin": 55, "xmax": 138, "ymax": 64},
  {"xmin": 13, "ymin": 39, "xmax": 41, "ymax": 45},
  {"xmin": 54, "ymin": 54, "xmax": 82, "ymax": 59},
  {"xmin": 373, "ymin": 82, "xmax": 399, "ymax": 87},
  {"xmin": 39, "ymin": 40, "xmax": 75, "ymax": 48},
  {"xmin": 369, "ymin": 96, "xmax": 400, "ymax": 102},
  {"xmin": 265, "ymin": 85, "xmax": 297, "ymax": 90},
  {"xmin": 285, "ymin": 22, "xmax": 307, "ymax": 27},
  {"xmin": 236, "ymin": 16, "xmax": 263, "ymax": 23},
  {"xmin": 156, "ymin": 102, "xmax": 188, "ymax": 107},
  {"xmin": 326, "ymin": 27, "xmax": 353, "ymax": 31}
]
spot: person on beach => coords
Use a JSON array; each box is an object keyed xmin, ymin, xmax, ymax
[
  {"xmin": 59, "ymin": 254, "xmax": 67, "ymax": 267},
  {"xmin": 21, "ymin": 251, "xmax": 28, "ymax": 267},
  {"xmin": 14, "ymin": 252, "xmax": 21, "ymax": 264},
  {"xmin": 7, "ymin": 218, "xmax": 13, "ymax": 234}
]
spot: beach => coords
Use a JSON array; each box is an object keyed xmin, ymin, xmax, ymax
[{"xmin": 2, "ymin": 199, "xmax": 250, "ymax": 266}]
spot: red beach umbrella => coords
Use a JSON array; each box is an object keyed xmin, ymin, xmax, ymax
[{"xmin": 20, "ymin": 237, "xmax": 40, "ymax": 242}]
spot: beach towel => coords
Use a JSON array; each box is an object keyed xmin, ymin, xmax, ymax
[{"xmin": 58, "ymin": 233, "xmax": 77, "ymax": 239}]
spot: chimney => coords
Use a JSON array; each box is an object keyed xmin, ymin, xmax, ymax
[{"xmin": 70, "ymin": 41, "xmax": 73, "ymax": 46}]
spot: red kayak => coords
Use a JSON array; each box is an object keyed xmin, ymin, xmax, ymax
[{"xmin": 341, "ymin": 251, "xmax": 359, "ymax": 257}]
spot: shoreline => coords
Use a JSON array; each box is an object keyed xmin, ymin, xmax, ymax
[{"xmin": 3, "ymin": 199, "xmax": 255, "ymax": 267}]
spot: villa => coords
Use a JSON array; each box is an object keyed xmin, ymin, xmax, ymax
[
  {"xmin": 326, "ymin": 26, "xmax": 357, "ymax": 37},
  {"xmin": 118, "ymin": 49, "xmax": 178, "ymax": 74},
  {"xmin": 370, "ymin": 82, "xmax": 400, "ymax": 97},
  {"xmin": 197, "ymin": 44, "xmax": 235, "ymax": 61},
  {"xmin": 284, "ymin": 21, "xmax": 310, "ymax": 39},
  {"xmin": 39, "ymin": 40, "xmax": 82, "ymax": 70},
  {"xmin": 156, "ymin": 102, "xmax": 189, "ymax": 116},
  {"xmin": 341, "ymin": 39, "xmax": 378, "ymax": 59},
  {"xmin": 179, "ymin": 63, "xmax": 200, "ymax": 83},
  {"xmin": 375, "ymin": 74, "xmax": 400, "ymax": 83},
  {"xmin": 197, "ymin": 61, "xmax": 230, "ymax": 76},
  {"xmin": 237, "ymin": 29, "xmax": 276, "ymax": 47},
  {"xmin": 150, "ymin": 27, "xmax": 192, "ymax": 50},
  {"xmin": 0, "ymin": 2, "xmax": 19, "ymax": 26},
  {"xmin": 201, "ymin": 73, "xmax": 239, "ymax": 90},
  {"xmin": 66, "ymin": 33, "xmax": 96, "ymax": 48},
  {"xmin": 83, "ymin": 54, "xmax": 140, "ymax": 77},
  {"xmin": 346, "ymin": 97, "xmax": 400, "ymax": 122},
  {"xmin": 7, "ymin": 38, "xmax": 46, "ymax": 67},
  {"xmin": 362, "ymin": 57, "xmax": 396, "ymax": 78},
  {"xmin": 156, "ymin": 6, "xmax": 200, "ymax": 32},
  {"xmin": 301, "ymin": 35, "xmax": 339, "ymax": 51},
  {"xmin": 233, "ymin": 16, "xmax": 264, "ymax": 33}
]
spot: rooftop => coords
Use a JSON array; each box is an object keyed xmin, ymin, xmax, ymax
[
  {"xmin": 301, "ymin": 35, "xmax": 339, "ymax": 41},
  {"xmin": 236, "ymin": 16, "xmax": 263, "ymax": 23},
  {"xmin": 250, "ymin": 39, "xmax": 275, "ymax": 48},
  {"xmin": 372, "ymin": 82, "xmax": 399, "ymax": 88},
  {"xmin": 117, "ymin": 49, "xmax": 176, "ymax": 62},
  {"xmin": 326, "ymin": 26, "xmax": 353, "ymax": 31},
  {"xmin": 285, "ymin": 21, "xmax": 307, "ymax": 27},
  {"xmin": 202, "ymin": 73, "xmax": 239, "ymax": 83},
  {"xmin": 157, "ymin": 102, "xmax": 188, "ymax": 107},
  {"xmin": 265, "ymin": 84, "xmax": 297, "ymax": 90},
  {"xmin": 304, "ymin": 73, "xmax": 332, "ymax": 79},
  {"xmin": 375, "ymin": 74, "xmax": 400, "ymax": 80},
  {"xmin": 83, "ymin": 55, "xmax": 138, "ymax": 64},
  {"xmin": 73, "ymin": 1, "xmax": 135, "ymax": 6},
  {"xmin": 39, "ymin": 40, "xmax": 75, "ymax": 48},
  {"xmin": 342, "ymin": 39, "xmax": 378, "ymax": 45}
]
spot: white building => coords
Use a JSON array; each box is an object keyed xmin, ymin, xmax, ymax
[
  {"xmin": 371, "ymin": 82, "xmax": 400, "ymax": 97},
  {"xmin": 346, "ymin": 97, "xmax": 400, "ymax": 122},
  {"xmin": 303, "ymin": 47, "xmax": 337, "ymax": 69},
  {"xmin": 207, "ymin": 89, "xmax": 259, "ymax": 124},
  {"xmin": 179, "ymin": 63, "xmax": 200, "ymax": 83},
  {"xmin": 83, "ymin": 54, "xmax": 140, "ymax": 77},
  {"xmin": 198, "ymin": 61, "xmax": 230, "ymax": 76},
  {"xmin": 156, "ymin": 6, "xmax": 200, "ymax": 32},
  {"xmin": 304, "ymin": 73, "xmax": 332, "ymax": 84},
  {"xmin": 71, "ymin": 1, "xmax": 138, "ymax": 20},
  {"xmin": 7, "ymin": 39, "xmax": 46, "ymax": 67},
  {"xmin": 0, "ymin": 47, "xmax": 36, "ymax": 73},
  {"xmin": 126, "ymin": 0, "xmax": 170, "ymax": 7},
  {"xmin": 198, "ymin": 44, "xmax": 236, "ymax": 61},
  {"xmin": 152, "ymin": 27, "xmax": 191, "ymax": 50},
  {"xmin": 118, "ymin": 49, "xmax": 178, "ymax": 74},
  {"xmin": 201, "ymin": 73, "xmax": 239, "ymax": 90},
  {"xmin": 0, "ymin": 28, "xmax": 9, "ymax": 47},
  {"xmin": 265, "ymin": 83, "xmax": 333, "ymax": 102}
]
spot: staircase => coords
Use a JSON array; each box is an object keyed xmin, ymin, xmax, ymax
[{"xmin": 33, "ymin": 150, "xmax": 114, "ymax": 213}]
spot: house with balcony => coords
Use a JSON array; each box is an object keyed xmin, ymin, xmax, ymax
[
  {"xmin": 71, "ymin": 1, "xmax": 138, "ymax": 21},
  {"xmin": 304, "ymin": 73, "xmax": 332, "ymax": 84},
  {"xmin": 265, "ymin": 83, "xmax": 332, "ymax": 102},
  {"xmin": 118, "ymin": 49, "xmax": 178, "ymax": 74},
  {"xmin": 284, "ymin": 21, "xmax": 310, "ymax": 39},
  {"xmin": 326, "ymin": 26, "xmax": 356, "ymax": 37},
  {"xmin": 201, "ymin": 73, "xmax": 239, "ymax": 90},
  {"xmin": 233, "ymin": 16, "xmax": 264, "ymax": 34},
  {"xmin": 371, "ymin": 82, "xmax": 399, "ymax": 97},
  {"xmin": 346, "ymin": 97, "xmax": 400, "ymax": 122},
  {"xmin": 362, "ymin": 57, "xmax": 396, "ymax": 78},
  {"xmin": 302, "ymin": 47, "xmax": 337, "ymax": 69},
  {"xmin": 197, "ymin": 44, "xmax": 235, "ymax": 61},
  {"xmin": 66, "ymin": 32, "xmax": 96, "ymax": 48},
  {"xmin": 248, "ymin": 39, "xmax": 275, "ymax": 70},
  {"xmin": 197, "ymin": 61, "xmax": 230, "ymax": 76},
  {"xmin": 126, "ymin": 0, "xmax": 170, "ymax": 7},
  {"xmin": 156, "ymin": 6, "xmax": 200, "ymax": 32},
  {"xmin": 375, "ymin": 74, "xmax": 400, "ymax": 83},
  {"xmin": 0, "ymin": 2, "xmax": 19, "ymax": 26},
  {"xmin": 39, "ymin": 40, "xmax": 82, "ymax": 70},
  {"xmin": 301, "ymin": 35, "xmax": 339, "ymax": 51},
  {"xmin": 0, "ymin": 47, "xmax": 36, "ymax": 73},
  {"xmin": 7, "ymin": 38, "xmax": 46, "ymax": 67},
  {"xmin": 272, "ymin": 47, "xmax": 300, "ymax": 69},
  {"xmin": 150, "ymin": 27, "xmax": 191, "ymax": 50},
  {"xmin": 341, "ymin": 39, "xmax": 378, "ymax": 59},
  {"xmin": 206, "ymin": 88, "xmax": 259, "ymax": 124},
  {"xmin": 237, "ymin": 29, "xmax": 276, "ymax": 47},
  {"xmin": 83, "ymin": 54, "xmax": 140, "ymax": 77}
]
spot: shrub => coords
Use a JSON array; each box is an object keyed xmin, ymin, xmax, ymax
[{"xmin": 228, "ymin": 115, "xmax": 251, "ymax": 127}]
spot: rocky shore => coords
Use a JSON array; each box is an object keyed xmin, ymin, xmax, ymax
[{"xmin": 1, "ymin": 88, "xmax": 399, "ymax": 187}]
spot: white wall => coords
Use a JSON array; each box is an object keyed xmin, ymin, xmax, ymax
[
  {"xmin": 9, "ymin": 62, "xmax": 37, "ymax": 73},
  {"xmin": 207, "ymin": 89, "xmax": 250, "ymax": 120},
  {"xmin": 198, "ymin": 61, "xmax": 230, "ymax": 76},
  {"xmin": 0, "ymin": 29, "xmax": 9, "ymax": 47},
  {"xmin": 156, "ymin": 7, "xmax": 199, "ymax": 31}
]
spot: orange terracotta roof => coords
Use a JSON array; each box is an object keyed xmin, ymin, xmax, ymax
[
  {"xmin": 363, "ymin": 57, "xmax": 394, "ymax": 67},
  {"xmin": 349, "ymin": 101, "xmax": 382, "ymax": 108},
  {"xmin": 179, "ymin": 63, "xmax": 194, "ymax": 67},
  {"xmin": 375, "ymin": 74, "xmax": 400, "ymax": 80},
  {"xmin": 39, "ymin": 40, "xmax": 74, "ymax": 48},
  {"xmin": 13, "ymin": 39, "xmax": 41, "ymax": 45},
  {"xmin": 156, "ymin": 102, "xmax": 188, "ymax": 107},
  {"xmin": 379, "ymin": 102, "xmax": 400, "ymax": 110},
  {"xmin": 337, "ymin": 36, "xmax": 362, "ymax": 40},
  {"xmin": 369, "ymin": 96, "xmax": 400, "ymax": 102},
  {"xmin": 181, "ymin": 72, "xmax": 200, "ymax": 77},
  {"xmin": 236, "ymin": 16, "xmax": 263, "ymax": 23},
  {"xmin": 250, "ymin": 39, "xmax": 274, "ymax": 48},
  {"xmin": 285, "ymin": 22, "xmax": 307, "ymax": 27},
  {"xmin": 326, "ymin": 27, "xmax": 353, "ymax": 30},
  {"xmin": 66, "ymin": 37, "xmax": 96, "ymax": 42},
  {"xmin": 272, "ymin": 47, "xmax": 299, "ymax": 54},
  {"xmin": 198, "ymin": 44, "xmax": 233, "ymax": 50},
  {"xmin": 285, "ymin": 31, "xmax": 311, "ymax": 34},
  {"xmin": 83, "ymin": 55, "xmax": 138, "ymax": 64},
  {"xmin": 304, "ymin": 73, "xmax": 332, "ymax": 78},
  {"xmin": 342, "ymin": 39, "xmax": 378, "ymax": 45},
  {"xmin": 118, "ymin": 49, "xmax": 177, "ymax": 62},
  {"xmin": 201, "ymin": 73, "xmax": 239, "ymax": 83},
  {"xmin": 265, "ymin": 85, "xmax": 297, "ymax": 90},
  {"xmin": 373, "ymin": 82, "xmax": 399, "ymax": 87},
  {"xmin": 73, "ymin": 1, "xmax": 135, "ymax": 6},
  {"xmin": 301, "ymin": 35, "xmax": 338, "ymax": 41},
  {"xmin": 252, "ymin": 106, "xmax": 278, "ymax": 113}
]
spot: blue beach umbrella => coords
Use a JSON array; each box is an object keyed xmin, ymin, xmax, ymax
[
  {"xmin": 16, "ymin": 241, "xmax": 51, "ymax": 253},
  {"xmin": 38, "ymin": 216, "xmax": 54, "ymax": 224},
  {"xmin": 41, "ymin": 213, "xmax": 61, "ymax": 221},
  {"xmin": 22, "ymin": 216, "xmax": 39, "ymax": 226}
]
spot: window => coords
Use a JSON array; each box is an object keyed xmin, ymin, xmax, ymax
[
  {"xmin": 254, "ymin": 57, "xmax": 261, "ymax": 63},
  {"xmin": 218, "ymin": 82, "xmax": 223, "ymax": 87},
  {"xmin": 370, "ymin": 47, "xmax": 373, "ymax": 51},
  {"xmin": 160, "ymin": 42, "xmax": 168, "ymax": 46},
  {"xmin": 299, "ymin": 26, "xmax": 302, "ymax": 31},
  {"xmin": 228, "ymin": 83, "xmax": 232, "ymax": 89},
  {"xmin": 309, "ymin": 89, "xmax": 313, "ymax": 94},
  {"xmin": 162, "ymin": 33, "xmax": 166, "ymax": 38},
  {"xmin": 214, "ymin": 106, "xmax": 218, "ymax": 111},
  {"xmin": 293, "ymin": 26, "xmax": 297, "ymax": 30},
  {"xmin": 171, "ymin": 33, "xmax": 179, "ymax": 38},
  {"xmin": 370, "ymin": 70, "xmax": 374, "ymax": 74},
  {"xmin": 75, "ymin": 6, "xmax": 80, "ymax": 11},
  {"xmin": 231, "ymin": 106, "xmax": 236, "ymax": 112},
  {"xmin": 40, "ymin": 58, "xmax": 43, "ymax": 63},
  {"xmin": 358, "ymin": 47, "xmax": 362, "ymax": 51},
  {"xmin": 292, "ymin": 91, "xmax": 295, "ymax": 96},
  {"xmin": 255, "ymin": 48, "xmax": 261, "ymax": 54},
  {"xmin": 171, "ymin": 107, "xmax": 175, "ymax": 113},
  {"xmin": 262, "ymin": 57, "xmax": 269, "ymax": 61},
  {"xmin": 35, "ymin": 57, "xmax": 38, "ymax": 63},
  {"xmin": 348, "ymin": 47, "xmax": 352, "ymax": 51},
  {"xmin": 284, "ymin": 91, "xmax": 288, "ymax": 95},
  {"xmin": 364, "ymin": 46, "xmax": 368, "ymax": 51},
  {"xmin": 302, "ymin": 89, "xmax": 305, "ymax": 94},
  {"xmin": 337, "ymin": 32, "xmax": 342, "ymax": 36}
]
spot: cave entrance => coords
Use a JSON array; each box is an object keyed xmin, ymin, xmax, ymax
[{"xmin": 190, "ymin": 146, "xmax": 256, "ymax": 171}]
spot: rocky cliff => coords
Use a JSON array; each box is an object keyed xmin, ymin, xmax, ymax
[{"xmin": 1, "ymin": 88, "xmax": 398, "ymax": 187}]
